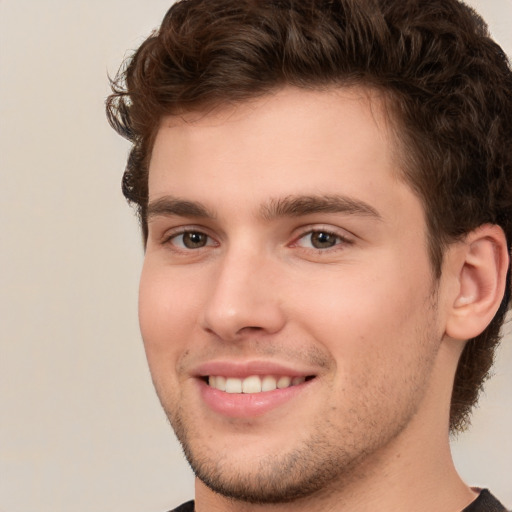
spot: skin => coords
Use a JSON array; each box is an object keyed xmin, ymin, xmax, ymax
[{"xmin": 139, "ymin": 87, "xmax": 492, "ymax": 511}]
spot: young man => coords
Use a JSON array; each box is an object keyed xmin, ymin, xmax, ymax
[{"xmin": 107, "ymin": 0, "xmax": 512, "ymax": 510}]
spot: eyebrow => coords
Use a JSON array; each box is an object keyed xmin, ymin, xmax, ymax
[
  {"xmin": 147, "ymin": 196, "xmax": 216, "ymax": 220},
  {"xmin": 146, "ymin": 194, "xmax": 382, "ymax": 222},
  {"xmin": 260, "ymin": 194, "xmax": 382, "ymax": 221}
]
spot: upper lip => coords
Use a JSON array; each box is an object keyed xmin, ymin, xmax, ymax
[{"xmin": 192, "ymin": 360, "xmax": 317, "ymax": 379}]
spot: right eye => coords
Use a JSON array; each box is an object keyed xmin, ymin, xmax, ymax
[{"xmin": 167, "ymin": 231, "xmax": 214, "ymax": 249}]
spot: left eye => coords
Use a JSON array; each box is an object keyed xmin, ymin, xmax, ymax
[
  {"xmin": 169, "ymin": 231, "xmax": 212, "ymax": 249},
  {"xmin": 296, "ymin": 230, "xmax": 345, "ymax": 249}
]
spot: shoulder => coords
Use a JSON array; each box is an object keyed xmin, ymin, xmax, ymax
[{"xmin": 463, "ymin": 490, "xmax": 510, "ymax": 512}]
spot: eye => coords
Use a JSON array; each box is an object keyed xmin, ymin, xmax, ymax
[
  {"xmin": 168, "ymin": 230, "xmax": 213, "ymax": 249},
  {"xmin": 295, "ymin": 230, "xmax": 349, "ymax": 250}
]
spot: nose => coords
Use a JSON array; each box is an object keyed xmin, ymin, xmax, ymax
[{"xmin": 201, "ymin": 248, "xmax": 286, "ymax": 342}]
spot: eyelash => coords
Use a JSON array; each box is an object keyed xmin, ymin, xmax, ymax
[
  {"xmin": 163, "ymin": 229, "xmax": 218, "ymax": 250},
  {"xmin": 292, "ymin": 229, "xmax": 353, "ymax": 251},
  {"xmin": 162, "ymin": 226, "xmax": 353, "ymax": 254}
]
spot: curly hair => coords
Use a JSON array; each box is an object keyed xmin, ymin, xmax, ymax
[{"xmin": 106, "ymin": 0, "xmax": 512, "ymax": 432}]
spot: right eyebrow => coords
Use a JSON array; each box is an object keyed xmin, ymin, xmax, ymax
[{"xmin": 147, "ymin": 196, "xmax": 216, "ymax": 220}]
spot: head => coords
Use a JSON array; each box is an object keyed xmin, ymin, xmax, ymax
[{"xmin": 107, "ymin": 0, "xmax": 512, "ymax": 434}]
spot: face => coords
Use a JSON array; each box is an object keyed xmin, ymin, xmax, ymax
[{"xmin": 140, "ymin": 87, "xmax": 447, "ymax": 503}]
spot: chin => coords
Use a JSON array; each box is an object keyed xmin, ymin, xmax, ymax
[{"xmin": 169, "ymin": 406, "xmax": 382, "ymax": 505}]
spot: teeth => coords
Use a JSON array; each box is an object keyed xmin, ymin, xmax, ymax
[
  {"xmin": 261, "ymin": 375, "xmax": 278, "ymax": 392},
  {"xmin": 216, "ymin": 376, "xmax": 227, "ymax": 391},
  {"xmin": 242, "ymin": 375, "xmax": 262, "ymax": 393},
  {"xmin": 225, "ymin": 377, "xmax": 242, "ymax": 393},
  {"xmin": 277, "ymin": 376, "xmax": 291, "ymax": 389},
  {"xmin": 208, "ymin": 375, "xmax": 309, "ymax": 393},
  {"xmin": 292, "ymin": 376, "xmax": 306, "ymax": 386}
]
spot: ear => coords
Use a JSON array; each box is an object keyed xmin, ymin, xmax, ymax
[{"xmin": 445, "ymin": 224, "xmax": 510, "ymax": 341}]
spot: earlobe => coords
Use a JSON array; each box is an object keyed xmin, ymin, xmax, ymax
[{"xmin": 445, "ymin": 225, "xmax": 509, "ymax": 341}]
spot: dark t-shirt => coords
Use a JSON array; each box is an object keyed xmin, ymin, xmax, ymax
[
  {"xmin": 463, "ymin": 490, "xmax": 510, "ymax": 512},
  {"xmin": 168, "ymin": 502, "xmax": 194, "ymax": 512},
  {"xmin": 167, "ymin": 489, "xmax": 509, "ymax": 512}
]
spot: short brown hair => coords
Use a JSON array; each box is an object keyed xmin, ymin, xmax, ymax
[{"xmin": 106, "ymin": 0, "xmax": 512, "ymax": 432}]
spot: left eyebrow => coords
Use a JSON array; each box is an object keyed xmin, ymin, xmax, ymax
[{"xmin": 259, "ymin": 194, "xmax": 382, "ymax": 221}]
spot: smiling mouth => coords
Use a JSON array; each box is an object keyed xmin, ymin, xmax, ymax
[{"xmin": 205, "ymin": 375, "xmax": 315, "ymax": 394}]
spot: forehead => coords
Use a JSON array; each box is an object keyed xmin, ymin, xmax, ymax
[{"xmin": 148, "ymin": 86, "xmax": 415, "ymax": 223}]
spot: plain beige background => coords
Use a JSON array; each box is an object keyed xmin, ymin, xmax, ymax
[{"xmin": 0, "ymin": 1, "xmax": 511, "ymax": 511}]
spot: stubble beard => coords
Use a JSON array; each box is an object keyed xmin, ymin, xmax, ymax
[
  {"xmin": 162, "ymin": 363, "xmax": 437, "ymax": 505},
  {"xmin": 158, "ymin": 292, "xmax": 443, "ymax": 505},
  {"xmin": 170, "ymin": 409, "xmax": 366, "ymax": 504}
]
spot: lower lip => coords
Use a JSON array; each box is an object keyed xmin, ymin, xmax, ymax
[{"xmin": 198, "ymin": 379, "xmax": 313, "ymax": 418}]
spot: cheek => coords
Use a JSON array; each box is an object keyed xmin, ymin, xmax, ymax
[
  {"xmin": 288, "ymin": 263, "xmax": 440, "ymax": 431},
  {"xmin": 289, "ymin": 258, "xmax": 436, "ymax": 371},
  {"xmin": 138, "ymin": 261, "xmax": 202, "ymax": 373}
]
